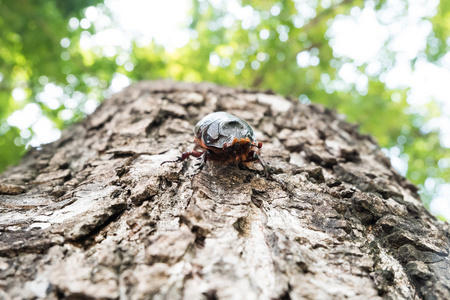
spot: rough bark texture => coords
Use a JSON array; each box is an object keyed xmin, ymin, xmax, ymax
[{"xmin": 0, "ymin": 80, "xmax": 449, "ymax": 300}]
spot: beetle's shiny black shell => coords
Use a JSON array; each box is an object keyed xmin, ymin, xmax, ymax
[{"xmin": 194, "ymin": 112, "xmax": 256, "ymax": 148}]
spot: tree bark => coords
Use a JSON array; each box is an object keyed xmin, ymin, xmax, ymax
[{"xmin": 0, "ymin": 80, "xmax": 449, "ymax": 300}]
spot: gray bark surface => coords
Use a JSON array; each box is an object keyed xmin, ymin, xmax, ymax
[{"xmin": 0, "ymin": 80, "xmax": 449, "ymax": 300}]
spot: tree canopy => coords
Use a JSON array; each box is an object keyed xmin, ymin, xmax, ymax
[{"xmin": 1, "ymin": 0, "xmax": 450, "ymax": 218}]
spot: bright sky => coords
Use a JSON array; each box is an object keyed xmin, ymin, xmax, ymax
[{"xmin": 7, "ymin": 0, "xmax": 450, "ymax": 219}]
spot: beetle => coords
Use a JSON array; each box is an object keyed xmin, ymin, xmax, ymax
[{"xmin": 161, "ymin": 111, "xmax": 272, "ymax": 177}]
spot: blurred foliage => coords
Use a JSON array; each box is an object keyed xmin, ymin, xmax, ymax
[
  {"xmin": 1, "ymin": 0, "xmax": 450, "ymax": 212},
  {"xmin": 0, "ymin": 0, "xmax": 103, "ymax": 169}
]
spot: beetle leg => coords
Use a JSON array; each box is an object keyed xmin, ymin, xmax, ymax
[
  {"xmin": 190, "ymin": 150, "xmax": 210, "ymax": 180},
  {"xmin": 193, "ymin": 152, "xmax": 207, "ymax": 170},
  {"xmin": 161, "ymin": 150, "xmax": 204, "ymax": 165},
  {"xmin": 253, "ymin": 153, "xmax": 272, "ymax": 178},
  {"xmin": 247, "ymin": 152, "xmax": 287, "ymax": 188}
]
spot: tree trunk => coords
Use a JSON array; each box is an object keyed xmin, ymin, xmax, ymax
[{"xmin": 0, "ymin": 80, "xmax": 449, "ymax": 300}]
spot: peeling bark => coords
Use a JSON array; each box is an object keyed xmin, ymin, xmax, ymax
[{"xmin": 0, "ymin": 80, "xmax": 449, "ymax": 300}]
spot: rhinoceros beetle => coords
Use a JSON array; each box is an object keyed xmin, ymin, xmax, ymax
[{"xmin": 161, "ymin": 111, "xmax": 272, "ymax": 177}]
